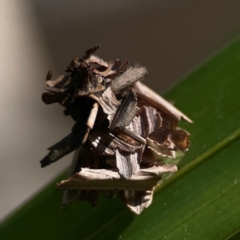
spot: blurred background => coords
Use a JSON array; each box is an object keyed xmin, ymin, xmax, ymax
[{"xmin": 1, "ymin": 0, "xmax": 240, "ymax": 221}]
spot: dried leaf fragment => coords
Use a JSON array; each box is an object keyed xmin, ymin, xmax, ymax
[
  {"xmin": 57, "ymin": 165, "xmax": 177, "ymax": 191},
  {"xmin": 122, "ymin": 190, "xmax": 154, "ymax": 215}
]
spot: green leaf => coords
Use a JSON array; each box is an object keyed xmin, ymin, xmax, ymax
[{"xmin": 1, "ymin": 38, "xmax": 240, "ymax": 240}]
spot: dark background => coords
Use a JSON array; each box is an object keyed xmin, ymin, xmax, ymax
[{"xmin": 33, "ymin": 0, "xmax": 240, "ymax": 92}]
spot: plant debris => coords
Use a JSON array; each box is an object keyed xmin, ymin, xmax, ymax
[{"xmin": 40, "ymin": 46, "xmax": 191, "ymax": 214}]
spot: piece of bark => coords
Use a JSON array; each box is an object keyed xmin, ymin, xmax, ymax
[
  {"xmin": 46, "ymin": 72, "xmax": 72, "ymax": 89},
  {"xmin": 90, "ymin": 87, "xmax": 121, "ymax": 125},
  {"xmin": 131, "ymin": 106, "xmax": 162, "ymax": 139},
  {"xmin": 170, "ymin": 127, "xmax": 190, "ymax": 151},
  {"xmin": 56, "ymin": 165, "xmax": 177, "ymax": 191},
  {"xmin": 82, "ymin": 45, "xmax": 100, "ymax": 59},
  {"xmin": 111, "ymin": 64, "xmax": 148, "ymax": 96},
  {"xmin": 134, "ymin": 82, "xmax": 193, "ymax": 123},
  {"xmin": 85, "ymin": 55, "xmax": 108, "ymax": 68},
  {"xmin": 90, "ymin": 59, "xmax": 129, "ymax": 78},
  {"xmin": 110, "ymin": 91, "xmax": 139, "ymax": 130},
  {"xmin": 121, "ymin": 190, "xmax": 154, "ymax": 215},
  {"xmin": 42, "ymin": 89, "xmax": 73, "ymax": 106},
  {"xmin": 40, "ymin": 101, "xmax": 98, "ymax": 168},
  {"xmin": 40, "ymin": 130, "xmax": 87, "ymax": 168},
  {"xmin": 105, "ymin": 60, "xmax": 129, "ymax": 79},
  {"xmin": 148, "ymin": 113, "xmax": 177, "ymax": 144},
  {"xmin": 115, "ymin": 149, "xmax": 139, "ymax": 179}
]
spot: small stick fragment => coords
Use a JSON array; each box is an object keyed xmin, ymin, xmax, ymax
[
  {"xmin": 86, "ymin": 102, "xmax": 99, "ymax": 129},
  {"xmin": 134, "ymin": 82, "xmax": 193, "ymax": 123},
  {"xmin": 82, "ymin": 102, "xmax": 99, "ymax": 143},
  {"xmin": 40, "ymin": 102, "xmax": 99, "ymax": 168},
  {"xmin": 111, "ymin": 65, "xmax": 148, "ymax": 96},
  {"xmin": 110, "ymin": 91, "xmax": 139, "ymax": 130}
]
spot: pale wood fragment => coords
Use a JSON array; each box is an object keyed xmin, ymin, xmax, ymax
[
  {"xmin": 134, "ymin": 82, "xmax": 193, "ymax": 123},
  {"xmin": 57, "ymin": 165, "xmax": 177, "ymax": 191}
]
